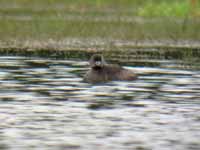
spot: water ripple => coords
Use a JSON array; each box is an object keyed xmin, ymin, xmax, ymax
[{"xmin": 0, "ymin": 56, "xmax": 200, "ymax": 150}]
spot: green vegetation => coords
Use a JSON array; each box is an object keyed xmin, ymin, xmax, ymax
[
  {"xmin": 138, "ymin": 0, "xmax": 200, "ymax": 17},
  {"xmin": 0, "ymin": 0, "xmax": 199, "ymax": 17},
  {"xmin": 0, "ymin": 0, "xmax": 199, "ymax": 52}
]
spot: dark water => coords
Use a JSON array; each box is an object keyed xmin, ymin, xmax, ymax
[{"xmin": 0, "ymin": 55, "xmax": 200, "ymax": 150}]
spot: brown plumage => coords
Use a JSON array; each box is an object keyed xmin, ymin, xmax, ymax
[{"xmin": 84, "ymin": 54, "xmax": 137, "ymax": 83}]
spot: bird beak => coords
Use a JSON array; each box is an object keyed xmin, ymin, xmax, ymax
[{"xmin": 95, "ymin": 61, "xmax": 101, "ymax": 66}]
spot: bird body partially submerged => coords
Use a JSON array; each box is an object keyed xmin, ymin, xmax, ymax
[{"xmin": 84, "ymin": 55, "xmax": 137, "ymax": 83}]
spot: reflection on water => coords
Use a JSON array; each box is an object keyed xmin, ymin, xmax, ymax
[{"xmin": 0, "ymin": 55, "xmax": 200, "ymax": 150}]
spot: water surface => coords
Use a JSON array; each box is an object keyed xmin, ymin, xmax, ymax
[{"xmin": 0, "ymin": 55, "xmax": 200, "ymax": 150}]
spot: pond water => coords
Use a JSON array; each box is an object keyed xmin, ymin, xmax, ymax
[{"xmin": 0, "ymin": 54, "xmax": 200, "ymax": 150}]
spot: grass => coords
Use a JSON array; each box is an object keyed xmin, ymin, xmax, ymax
[
  {"xmin": 0, "ymin": 0, "xmax": 199, "ymax": 16},
  {"xmin": 137, "ymin": 0, "xmax": 198, "ymax": 17},
  {"xmin": 1, "ymin": 16, "xmax": 199, "ymax": 40},
  {"xmin": 0, "ymin": 0, "xmax": 200, "ymax": 53}
]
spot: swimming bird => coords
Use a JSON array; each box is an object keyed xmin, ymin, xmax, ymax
[{"xmin": 83, "ymin": 54, "xmax": 137, "ymax": 83}]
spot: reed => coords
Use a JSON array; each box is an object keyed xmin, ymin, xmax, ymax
[{"xmin": 0, "ymin": 0, "xmax": 199, "ymax": 51}]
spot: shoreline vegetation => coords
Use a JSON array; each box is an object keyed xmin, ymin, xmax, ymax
[{"xmin": 0, "ymin": 0, "xmax": 200, "ymax": 56}]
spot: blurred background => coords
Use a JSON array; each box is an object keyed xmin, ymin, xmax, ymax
[{"xmin": 0, "ymin": 0, "xmax": 199, "ymax": 51}]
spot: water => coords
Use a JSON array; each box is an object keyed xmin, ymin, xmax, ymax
[{"xmin": 0, "ymin": 55, "xmax": 200, "ymax": 150}]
